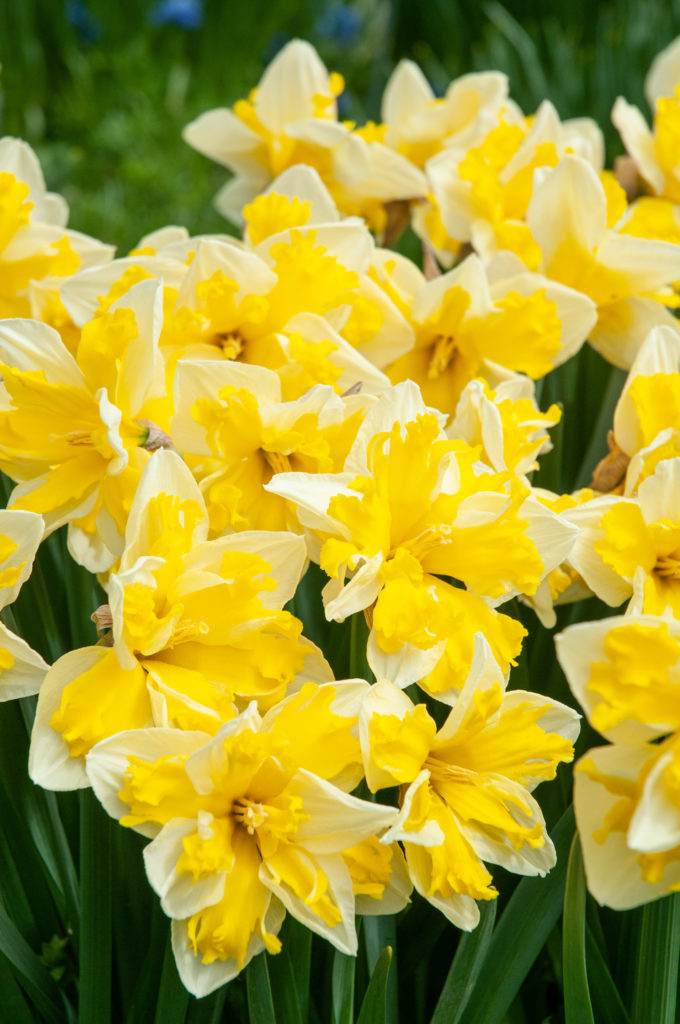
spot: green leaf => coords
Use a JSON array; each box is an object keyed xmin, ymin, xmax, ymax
[
  {"xmin": 562, "ymin": 834, "xmax": 594, "ymax": 1024},
  {"xmin": 356, "ymin": 946, "xmax": 392, "ymax": 1024},
  {"xmin": 0, "ymin": 902, "xmax": 66, "ymax": 1023},
  {"xmin": 363, "ymin": 916, "xmax": 398, "ymax": 1024},
  {"xmin": 283, "ymin": 919, "xmax": 311, "ymax": 1023},
  {"xmin": 0, "ymin": 950, "xmax": 37, "ymax": 1024},
  {"xmin": 585, "ymin": 925, "xmax": 629, "ymax": 1024},
  {"xmin": 267, "ymin": 948, "xmax": 303, "ymax": 1024},
  {"xmin": 331, "ymin": 949, "xmax": 355, "ymax": 1024},
  {"xmin": 464, "ymin": 804, "xmax": 575, "ymax": 1024},
  {"xmin": 631, "ymin": 893, "xmax": 680, "ymax": 1024},
  {"xmin": 430, "ymin": 899, "xmax": 497, "ymax": 1024},
  {"xmin": 78, "ymin": 790, "xmax": 112, "ymax": 1024},
  {"xmin": 247, "ymin": 952, "xmax": 277, "ymax": 1024},
  {"xmin": 153, "ymin": 931, "xmax": 190, "ymax": 1024},
  {"xmin": 482, "ymin": 2, "xmax": 549, "ymax": 104}
]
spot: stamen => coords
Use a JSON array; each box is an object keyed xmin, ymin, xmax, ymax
[{"xmin": 428, "ymin": 335, "xmax": 458, "ymax": 379}]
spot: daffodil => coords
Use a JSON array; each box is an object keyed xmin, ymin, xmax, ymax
[
  {"xmin": 557, "ymin": 612, "xmax": 680, "ymax": 907},
  {"xmin": 85, "ymin": 686, "xmax": 397, "ymax": 995},
  {"xmin": 381, "ymin": 61, "xmax": 513, "ymax": 168},
  {"xmin": 267, "ymin": 382, "xmax": 578, "ymax": 633},
  {"xmin": 373, "ymin": 250, "xmax": 596, "ymax": 417},
  {"xmin": 360, "ymin": 636, "xmax": 578, "ymax": 929},
  {"xmin": 0, "ymin": 137, "xmax": 113, "ymax": 320},
  {"xmin": 525, "ymin": 155, "xmax": 680, "ymax": 368},
  {"xmin": 603, "ymin": 324, "xmax": 680, "ymax": 494},
  {"xmin": 183, "ymin": 40, "xmax": 425, "ymax": 232},
  {"xmin": 0, "ymin": 279, "xmax": 170, "ymax": 571},
  {"xmin": 449, "ymin": 376, "xmax": 561, "ymax": 477},
  {"xmin": 29, "ymin": 450, "xmax": 328, "ymax": 791},
  {"xmin": 172, "ymin": 360, "xmax": 372, "ymax": 533},
  {"xmin": 612, "ymin": 36, "xmax": 680, "ymax": 203},
  {"xmin": 565, "ymin": 458, "xmax": 680, "ymax": 614},
  {"xmin": 426, "ymin": 102, "xmax": 603, "ymax": 269},
  {"xmin": 0, "ymin": 509, "xmax": 49, "ymax": 700}
]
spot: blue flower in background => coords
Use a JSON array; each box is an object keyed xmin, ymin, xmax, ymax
[
  {"xmin": 314, "ymin": 3, "xmax": 361, "ymax": 47},
  {"xmin": 149, "ymin": 0, "xmax": 203, "ymax": 30},
  {"xmin": 64, "ymin": 0, "xmax": 101, "ymax": 43}
]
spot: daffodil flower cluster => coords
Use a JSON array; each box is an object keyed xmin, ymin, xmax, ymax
[{"xmin": 3, "ymin": 32, "xmax": 680, "ymax": 998}]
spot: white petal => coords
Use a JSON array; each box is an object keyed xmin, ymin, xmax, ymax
[
  {"xmin": 611, "ymin": 97, "xmax": 664, "ymax": 194},
  {"xmin": 0, "ymin": 319, "xmax": 84, "ymax": 388},
  {"xmin": 575, "ymin": 744, "xmax": 680, "ymax": 909},
  {"xmin": 86, "ymin": 727, "xmax": 209, "ymax": 834},
  {"xmin": 289, "ymin": 769, "xmax": 397, "ymax": 853},
  {"xmin": 144, "ymin": 818, "xmax": 226, "ymax": 918},
  {"xmin": 527, "ymin": 156, "xmax": 607, "ymax": 265},
  {"xmin": 29, "ymin": 648, "xmax": 106, "ymax": 791},
  {"xmin": 261, "ymin": 850, "xmax": 357, "ymax": 954},
  {"xmin": 0, "ymin": 621, "xmax": 48, "ymax": 700},
  {"xmin": 629, "ymin": 749, "xmax": 680, "ymax": 853}
]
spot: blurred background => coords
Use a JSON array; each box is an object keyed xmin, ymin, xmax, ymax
[{"xmin": 2, "ymin": 0, "xmax": 679, "ymax": 253}]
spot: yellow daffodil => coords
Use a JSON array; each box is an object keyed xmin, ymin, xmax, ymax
[
  {"xmin": 381, "ymin": 61, "xmax": 514, "ymax": 168},
  {"xmin": 426, "ymin": 102, "xmax": 603, "ymax": 269},
  {"xmin": 183, "ymin": 40, "xmax": 425, "ymax": 232},
  {"xmin": 29, "ymin": 450, "xmax": 328, "ymax": 791},
  {"xmin": 0, "ymin": 136, "xmax": 114, "ymax": 321},
  {"xmin": 607, "ymin": 324, "xmax": 680, "ymax": 494},
  {"xmin": 557, "ymin": 612, "xmax": 680, "ymax": 907},
  {"xmin": 0, "ymin": 509, "xmax": 49, "ymax": 699},
  {"xmin": 85, "ymin": 687, "xmax": 397, "ymax": 995},
  {"xmin": 566, "ymin": 457, "xmax": 680, "ymax": 614},
  {"xmin": 526, "ymin": 155, "xmax": 680, "ymax": 368},
  {"xmin": 360, "ymin": 636, "xmax": 578, "ymax": 928},
  {"xmin": 612, "ymin": 36, "xmax": 680, "ymax": 203},
  {"xmin": 374, "ymin": 250, "xmax": 596, "ymax": 417},
  {"xmin": 449, "ymin": 376, "xmax": 561, "ymax": 477},
  {"xmin": 0, "ymin": 279, "xmax": 170, "ymax": 571},
  {"xmin": 266, "ymin": 382, "xmax": 577, "ymax": 644},
  {"xmin": 172, "ymin": 360, "xmax": 371, "ymax": 533}
]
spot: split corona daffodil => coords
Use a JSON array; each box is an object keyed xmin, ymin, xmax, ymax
[
  {"xmin": 361, "ymin": 636, "xmax": 578, "ymax": 929},
  {"xmin": 29, "ymin": 450, "xmax": 328, "ymax": 790},
  {"xmin": 85, "ymin": 687, "xmax": 397, "ymax": 995}
]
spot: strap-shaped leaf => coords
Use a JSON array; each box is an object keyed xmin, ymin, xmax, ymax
[
  {"xmin": 356, "ymin": 946, "xmax": 392, "ymax": 1024},
  {"xmin": 563, "ymin": 834, "xmax": 594, "ymax": 1024},
  {"xmin": 430, "ymin": 900, "xmax": 497, "ymax": 1024},
  {"xmin": 463, "ymin": 804, "xmax": 575, "ymax": 1024}
]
